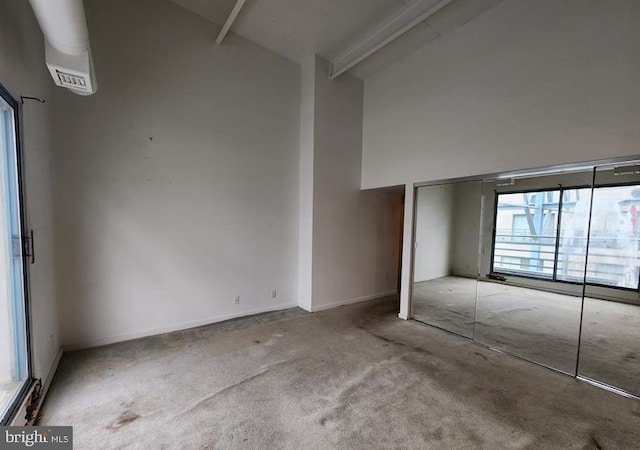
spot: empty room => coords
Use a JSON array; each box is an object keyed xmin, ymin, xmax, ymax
[{"xmin": 1, "ymin": 0, "xmax": 639, "ymax": 448}]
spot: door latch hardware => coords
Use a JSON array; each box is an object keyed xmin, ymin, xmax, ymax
[{"xmin": 22, "ymin": 229, "xmax": 35, "ymax": 264}]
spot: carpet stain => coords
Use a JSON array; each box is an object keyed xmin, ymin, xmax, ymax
[
  {"xmin": 422, "ymin": 426, "xmax": 443, "ymax": 442},
  {"xmin": 362, "ymin": 329, "xmax": 433, "ymax": 356},
  {"xmin": 475, "ymin": 352, "xmax": 488, "ymax": 361},
  {"xmin": 591, "ymin": 434, "xmax": 603, "ymax": 450},
  {"xmin": 367, "ymin": 332, "xmax": 394, "ymax": 343},
  {"xmin": 172, "ymin": 359, "xmax": 297, "ymax": 418},
  {"xmin": 622, "ymin": 352, "xmax": 636, "ymax": 362},
  {"xmin": 107, "ymin": 411, "xmax": 140, "ymax": 429},
  {"xmin": 318, "ymin": 354, "xmax": 411, "ymax": 429},
  {"xmin": 492, "ymin": 392, "xmax": 518, "ymax": 411}
]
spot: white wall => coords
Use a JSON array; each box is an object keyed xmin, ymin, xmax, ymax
[
  {"xmin": 398, "ymin": 184, "xmax": 414, "ymax": 320},
  {"xmin": 362, "ymin": 0, "xmax": 640, "ymax": 188},
  {"xmin": 449, "ymin": 181, "xmax": 482, "ymax": 278},
  {"xmin": 0, "ymin": 0, "xmax": 60, "ymax": 392},
  {"xmin": 297, "ymin": 55, "xmax": 316, "ymax": 312},
  {"xmin": 413, "ymin": 184, "xmax": 453, "ymax": 282},
  {"xmin": 307, "ymin": 56, "xmax": 402, "ymax": 311},
  {"xmin": 51, "ymin": 0, "xmax": 301, "ymax": 348}
]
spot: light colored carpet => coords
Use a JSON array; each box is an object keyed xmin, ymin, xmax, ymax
[{"xmin": 39, "ymin": 297, "xmax": 640, "ymax": 449}]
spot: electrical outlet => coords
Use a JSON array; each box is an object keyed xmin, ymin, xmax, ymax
[
  {"xmin": 233, "ymin": 296, "xmax": 240, "ymax": 305},
  {"xmin": 271, "ymin": 289, "xmax": 277, "ymax": 299}
]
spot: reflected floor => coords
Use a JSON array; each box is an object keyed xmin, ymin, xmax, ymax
[
  {"xmin": 412, "ymin": 277, "xmax": 476, "ymax": 338},
  {"xmin": 412, "ymin": 276, "xmax": 640, "ymax": 396},
  {"xmin": 580, "ymin": 299, "xmax": 640, "ymax": 395},
  {"xmin": 474, "ymin": 280, "xmax": 582, "ymax": 375}
]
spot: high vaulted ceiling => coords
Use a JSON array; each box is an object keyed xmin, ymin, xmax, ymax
[{"xmin": 169, "ymin": 0, "xmax": 502, "ymax": 78}]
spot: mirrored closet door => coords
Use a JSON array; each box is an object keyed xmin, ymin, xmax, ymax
[
  {"xmin": 410, "ymin": 163, "xmax": 640, "ymax": 399},
  {"xmin": 411, "ymin": 181, "xmax": 482, "ymax": 338},
  {"xmin": 578, "ymin": 163, "xmax": 640, "ymax": 397},
  {"xmin": 475, "ymin": 170, "xmax": 593, "ymax": 375}
]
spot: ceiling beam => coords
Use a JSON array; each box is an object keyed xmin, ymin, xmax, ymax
[
  {"xmin": 215, "ymin": 0, "xmax": 246, "ymax": 45},
  {"xmin": 329, "ymin": 0, "xmax": 454, "ymax": 79}
]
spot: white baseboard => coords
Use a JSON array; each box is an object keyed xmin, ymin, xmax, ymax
[
  {"xmin": 310, "ymin": 290, "xmax": 398, "ymax": 312},
  {"xmin": 10, "ymin": 347, "xmax": 63, "ymax": 426},
  {"xmin": 63, "ymin": 302, "xmax": 299, "ymax": 351},
  {"xmin": 41, "ymin": 347, "xmax": 63, "ymax": 400},
  {"xmin": 398, "ymin": 312, "xmax": 409, "ymax": 320}
]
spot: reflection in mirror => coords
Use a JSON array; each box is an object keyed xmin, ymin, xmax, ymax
[
  {"xmin": 579, "ymin": 166, "xmax": 640, "ymax": 397},
  {"xmin": 474, "ymin": 171, "xmax": 593, "ymax": 374},
  {"xmin": 411, "ymin": 181, "xmax": 482, "ymax": 338}
]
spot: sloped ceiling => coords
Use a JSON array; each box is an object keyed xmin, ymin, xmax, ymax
[{"xmin": 169, "ymin": 0, "xmax": 502, "ymax": 78}]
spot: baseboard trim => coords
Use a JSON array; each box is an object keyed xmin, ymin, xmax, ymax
[
  {"xmin": 42, "ymin": 347, "xmax": 64, "ymax": 400},
  {"xmin": 311, "ymin": 290, "xmax": 398, "ymax": 312},
  {"xmin": 63, "ymin": 302, "xmax": 299, "ymax": 351},
  {"xmin": 10, "ymin": 347, "xmax": 63, "ymax": 426}
]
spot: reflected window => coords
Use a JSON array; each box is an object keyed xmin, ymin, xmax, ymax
[
  {"xmin": 492, "ymin": 187, "xmax": 640, "ymax": 289},
  {"xmin": 493, "ymin": 191, "xmax": 560, "ymax": 278},
  {"xmin": 586, "ymin": 186, "xmax": 640, "ymax": 289}
]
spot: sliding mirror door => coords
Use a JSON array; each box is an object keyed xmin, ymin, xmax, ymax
[
  {"xmin": 475, "ymin": 170, "xmax": 593, "ymax": 374},
  {"xmin": 411, "ymin": 181, "xmax": 482, "ymax": 338},
  {"xmin": 578, "ymin": 164, "xmax": 640, "ymax": 397}
]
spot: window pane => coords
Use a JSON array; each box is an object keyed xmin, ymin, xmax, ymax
[
  {"xmin": 493, "ymin": 191, "xmax": 560, "ymax": 278},
  {"xmin": 586, "ymin": 186, "xmax": 640, "ymax": 289},
  {"xmin": 556, "ymin": 188, "xmax": 592, "ymax": 283}
]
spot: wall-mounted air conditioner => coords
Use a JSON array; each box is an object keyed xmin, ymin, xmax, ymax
[
  {"xmin": 29, "ymin": 0, "xmax": 98, "ymax": 96},
  {"xmin": 45, "ymin": 42, "xmax": 97, "ymax": 95}
]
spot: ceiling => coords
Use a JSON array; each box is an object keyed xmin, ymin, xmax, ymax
[{"xmin": 169, "ymin": 0, "xmax": 503, "ymax": 78}]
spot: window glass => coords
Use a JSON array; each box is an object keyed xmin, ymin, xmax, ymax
[{"xmin": 0, "ymin": 90, "xmax": 29, "ymax": 424}]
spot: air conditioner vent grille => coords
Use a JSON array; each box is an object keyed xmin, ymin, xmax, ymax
[{"xmin": 55, "ymin": 69, "xmax": 89, "ymax": 91}]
